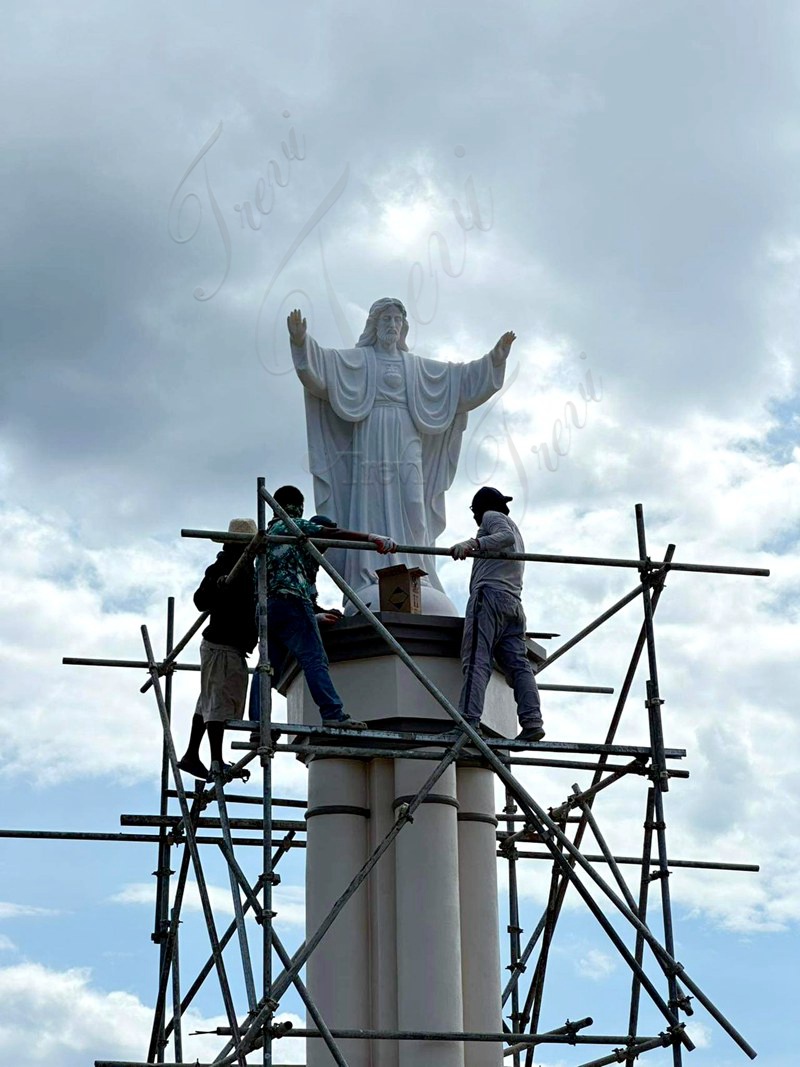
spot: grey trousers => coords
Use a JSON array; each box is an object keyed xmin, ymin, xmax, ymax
[{"xmin": 458, "ymin": 586, "xmax": 543, "ymax": 729}]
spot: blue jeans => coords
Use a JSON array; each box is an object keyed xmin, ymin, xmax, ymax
[
  {"xmin": 458, "ymin": 586, "xmax": 542, "ymax": 729},
  {"xmin": 251, "ymin": 596, "xmax": 345, "ymax": 722}
]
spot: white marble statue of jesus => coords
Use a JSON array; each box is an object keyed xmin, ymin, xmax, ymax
[{"xmin": 288, "ymin": 297, "xmax": 515, "ymax": 614}]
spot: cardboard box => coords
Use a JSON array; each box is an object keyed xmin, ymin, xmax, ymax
[{"xmin": 376, "ymin": 564, "xmax": 428, "ymax": 614}]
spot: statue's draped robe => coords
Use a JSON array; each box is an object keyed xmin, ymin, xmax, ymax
[{"xmin": 292, "ymin": 337, "xmax": 505, "ymax": 600}]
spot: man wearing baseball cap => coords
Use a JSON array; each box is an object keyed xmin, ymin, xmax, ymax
[{"xmin": 450, "ymin": 487, "xmax": 545, "ymax": 742}]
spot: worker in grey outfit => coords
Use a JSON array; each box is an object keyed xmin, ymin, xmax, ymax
[{"xmin": 450, "ymin": 486, "xmax": 545, "ymax": 742}]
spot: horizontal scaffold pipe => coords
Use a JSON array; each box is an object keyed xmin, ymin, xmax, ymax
[
  {"xmin": 209, "ymin": 1024, "xmax": 653, "ymax": 1047},
  {"xmin": 166, "ymin": 791, "xmax": 306, "ymax": 808},
  {"xmin": 120, "ymin": 815, "xmax": 304, "ymax": 832},
  {"xmin": 61, "ymin": 656, "xmax": 611, "ymax": 693},
  {"xmin": 506, "ymin": 850, "xmax": 759, "ymax": 872},
  {"xmin": 63, "ymin": 656, "xmax": 201, "ymax": 671},
  {"xmin": 181, "ymin": 527, "xmax": 770, "ymax": 577},
  {"xmin": 0, "ymin": 829, "xmax": 304, "ymax": 847},
  {"xmin": 251, "ymin": 743, "xmax": 689, "ymax": 776},
  {"xmin": 227, "ymin": 720, "xmax": 687, "ymax": 759}
]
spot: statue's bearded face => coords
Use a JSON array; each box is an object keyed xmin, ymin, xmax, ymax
[{"xmin": 376, "ymin": 306, "xmax": 405, "ymax": 347}]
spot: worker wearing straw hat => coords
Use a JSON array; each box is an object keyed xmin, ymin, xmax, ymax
[{"xmin": 178, "ymin": 518, "xmax": 258, "ymax": 780}]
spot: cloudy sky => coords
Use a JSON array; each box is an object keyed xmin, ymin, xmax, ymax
[{"xmin": 1, "ymin": 1, "xmax": 798, "ymax": 1064}]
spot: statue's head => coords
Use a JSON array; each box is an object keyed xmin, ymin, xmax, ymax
[{"xmin": 356, "ymin": 298, "xmax": 409, "ymax": 351}]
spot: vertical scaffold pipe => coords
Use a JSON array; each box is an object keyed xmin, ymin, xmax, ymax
[
  {"xmin": 635, "ymin": 505, "xmax": 682, "ymax": 1067},
  {"xmin": 153, "ymin": 596, "xmax": 175, "ymax": 1063},
  {"xmin": 257, "ymin": 478, "xmax": 274, "ymax": 1067}
]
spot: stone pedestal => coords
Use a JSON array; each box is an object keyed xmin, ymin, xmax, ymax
[
  {"xmin": 305, "ymin": 760, "xmax": 371, "ymax": 1067},
  {"xmin": 284, "ymin": 615, "xmax": 546, "ymax": 1066}
]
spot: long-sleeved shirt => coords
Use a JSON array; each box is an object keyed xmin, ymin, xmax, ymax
[
  {"xmin": 469, "ymin": 510, "xmax": 526, "ymax": 597},
  {"xmin": 194, "ymin": 545, "xmax": 257, "ymax": 653}
]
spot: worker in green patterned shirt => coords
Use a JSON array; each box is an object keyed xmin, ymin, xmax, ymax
[{"xmin": 264, "ymin": 485, "xmax": 396, "ymax": 728}]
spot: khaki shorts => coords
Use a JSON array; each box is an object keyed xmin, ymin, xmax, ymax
[{"xmin": 194, "ymin": 639, "xmax": 248, "ymax": 724}]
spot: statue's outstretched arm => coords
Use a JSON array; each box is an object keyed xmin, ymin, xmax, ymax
[
  {"xmin": 490, "ymin": 330, "xmax": 516, "ymax": 366},
  {"xmin": 287, "ymin": 308, "xmax": 307, "ymax": 347},
  {"xmin": 287, "ymin": 308, "xmax": 328, "ymax": 398}
]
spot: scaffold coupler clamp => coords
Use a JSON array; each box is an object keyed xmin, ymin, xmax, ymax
[
  {"xmin": 647, "ymin": 765, "xmax": 671, "ymax": 785},
  {"xmin": 670, "ymin": 988, "xmax": 694, "ymax": 1015},
  {"xmin": 216, "ymin": 762, "xmax": 250, "ymax": 784},
  {"xmin": 166, "ymin": 816, "xmax": 189, "ymax": 844},
  {"xmin": 505, "ymin": 955, "xmax": 525, "ymax": 978},
  {"xmin": 643, "ymin": 559, "xmax": 668, "ymax": 585},
  {"xmin": 499, "ymin": 839, "xmax": 518, "ymax": 859},
  {"xmin": 664, "ymin": 1021, "xmax": 687, "ymax": 1045},
  {"xmin": 563, "ymin": 1018, "xmax": 581, "ymax": 1044},
  {"xmin": 537, "ymin": 819, "xmax": 556, "ymax": 846},
  {"xmin": 268, "ymin": 1019, "xmax": 293, "ymax": 1039},
  {"xmin": 647, "ymin": 863, "xmax": 671, "ymax": 884},
  {"xmin": 395, "ymin": 801, "xmax": 413, "ymax": 825},
  {"xmin": 549, "ymin": 801, "xmax": 566, "ymax": 822}
]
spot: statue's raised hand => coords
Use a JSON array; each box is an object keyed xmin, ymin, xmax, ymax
[
  {"xmin": 287, "ymin": 309, "xmax": 307, "ymax": 347},
  {"xmin": 492, "ymin": 330, "xmax": 516, "ymax": 364}
]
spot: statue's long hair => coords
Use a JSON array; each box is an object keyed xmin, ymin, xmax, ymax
[{"xmin": 355, "ymin": 297, "xmax": 410, "ymax": 351}]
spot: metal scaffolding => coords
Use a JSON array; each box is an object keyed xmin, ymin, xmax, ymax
[{"xmin": 2, "ymin": 480, "xmax": 769, "ymax": 1067}]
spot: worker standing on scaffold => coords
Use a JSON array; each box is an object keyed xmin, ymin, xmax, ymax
[
  {"xmin": 262, "ymin": 484, "xmax": 396, "ymax": 729},
  {"xmin": 450, "ymin": 487, "xmax": 545, "ymax": 742},
  {"xmin": 178, "ymin": 518, "xmax": 258, "ymax": 781}
]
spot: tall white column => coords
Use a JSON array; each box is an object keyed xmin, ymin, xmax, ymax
[
  {"xmin": 394, "ymin": 759, "xmax": 465, "ymax": 1067},
  {"xmin": 368, "ymin": 758, "xmax": 399, "ymax": 1067},
  {"xmin": 305, "ymin": 758, "xmax": 371, "ymax": 1067},
  {"xmin": 457, "ymin": 766, "xmax": 503, "ymax": 1067}
]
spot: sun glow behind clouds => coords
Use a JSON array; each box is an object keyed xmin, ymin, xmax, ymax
[{"xmin": 381, "ymin": 197, "xmax": 437, "ymax": 249}]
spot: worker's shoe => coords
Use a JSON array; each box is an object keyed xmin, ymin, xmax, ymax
[
  {"xmin": 321, "ymin": 716, "xmax": 367, "ymax": 730},
  {"xmin": 516, "ymin": 725, "xmax": 546, "ymax": 743}
]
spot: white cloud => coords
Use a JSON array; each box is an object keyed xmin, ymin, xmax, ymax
[
  {"xmin": 576, "ymin": 948, "xmax": 617, "ymax": 981},
  {"xmin": 0, "ymin": 503, "xmax": 309, "ymax": 797},
  {"xmin": 0, "ymin": 962, "xmax": 303, "ymax": 1066},
  {"xmin": 0, "ymin": 902, "xmax": 60, "ymax": 920},
  {"xmin": 0, "ymin": 935, "xmax": 16, "ymax": 951},
  {"xmin": 112, "ymin": 880, "xmax": 306, "ymax": 927},
  {"xmin": 684, "ymin": 1019, "xmax": 712, "ymax": 1051}
]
